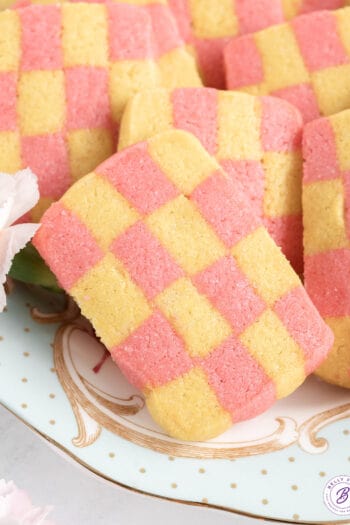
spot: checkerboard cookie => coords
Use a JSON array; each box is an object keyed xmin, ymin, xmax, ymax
[
  {"xmin": 10, "ymin": 0, "xmax": 201, "ymax": 90},
  {"xmin": 303, "ymin": 109, "xmax": 350, "ymax": 388},
  {"xmin": 169, "ymin": 0, "xmax": 348, "ymax": 88},
  {"xmin": 0, "ymin": 3, "xmax": 200, "ymax": 221},
  {"xmin": 225, "ymin": 7, "xmax": 350, "ymax": 122},
  {"xmin": 33, "ymin": 130, "xmax": 333, "ymax": 441},
  {"xmin": 119, "ymin": 87, "xmax": 303, "ymax": 274}
]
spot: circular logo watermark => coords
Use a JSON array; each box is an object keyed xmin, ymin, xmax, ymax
[{"xmin": 324, "ymin": 475, "xmax": 350, "ymax": 516}]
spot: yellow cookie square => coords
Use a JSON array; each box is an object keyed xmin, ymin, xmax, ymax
[
  {"xmin": 0, "ymin": 11, "xmax": 20, "ymax": 71},
  {"xmin": 148, "ymin": 131, "xmax": 218, "ymax": 194},
  {"xmin": 18, "ymin": 71, "xmax": 66, "ymax": 136},
  {"xmin": 303, "ymin": 179, "xmax": 349, "ymax": 255},
  {"xmin": 255, "ymin": 24, "xmax": 309, "ymax": 92},
  {"xmin": 109, "ymin": 60, "xmax": 159, "ymax": 122},
  {"xmin": 146, "ymin": 195, "xmax": 226, "ymax": 274},
  {"xmin": 67, "ymin": 128, "xmax": 115, "ymax": 182},
  {"xmin": 335, "ymin": 8, "xmax": 350, "ymax": 57},
  {"xmin": 189, "ymin": 0, "xmax": 238, "ymax": 38},
  {"xmin": 156, "ymin": 277, "xmax": 232, "ymax": 358},
  {"xmin": 263, "ymin": 151, "xmax": 302, "ymax": 217},
  {"xmin": 157, "ymin": 49, "xmax": 202, "ymax": 89},
  {"xmin": 317, "ymin": 316, "xmax": 350, "ymax": 389},
  {"xmin": 71, "ymin": 252, "xmax": 151, "ymax": 348},
  {"xmin": 30, "ymin": 197, "xmax": 55, "ymax": 222},
  {"xmin": 217, "ymin": 92, "xmax": 262, "ymax": 161},
  {"xmin": 62, "ymin": 4, "xmax": 108, "ymax": 67},
  {"xmin": 331, "ymin": 110, "xmax": 350, "ymax": 172},
  {"xmin": 232, "ymin": 226, "xmax": 300, "ymax": 305},
  {"xmin": 146, "ymin": 368, "xmax": 232, "ymax": 441},
  {"xmin": 118, "ymin": 89, "xmax": 173, "ymax": 151},
  {"xmin": 311, "ymin": 65, "xmax": 350, "ymax": 117},
  {"xmin": 62, "ymin": 172, "xmax": 140, "ymax": 251},
  {"xmin": 281, "ymin": 0, "xmax": 302, "ymax": 19},
  {"xmin": 240, "ymin": 309, "xmax": 305, "ymax": 398},
  {"xmin": 0, "ymin": 131, "xmax": 21, "ymax": 172}
]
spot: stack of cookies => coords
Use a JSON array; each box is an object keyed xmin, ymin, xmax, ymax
[{"xmin": 1, "ymin": 0, "xmax": 349, "ymax": 441}]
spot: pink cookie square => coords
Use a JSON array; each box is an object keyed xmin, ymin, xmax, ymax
[
  {"xmin": 107, "ymin": 4, "xmax": 153, "ymax": 61},
  {"xmin": 260, "ymin": 96, "xmax": 303, "ymax": 152},
  {"xmin": 305, "ymin": 249, "xmax": 350, "ymax": 317},
  {"xmin": 167, "ymin": 0, "xmax": 192, "ymax": 42},
  {"xmin": 171, "ymin": 88, "xmax": 218, "ymax": 155},
  {"xmin": 193, "ymin": 255, "xmax": 266, "ymax": 334},
  {"xmin": 65, "ymin": 67, "xmax": 112, "ymax": 130},
  {"xmin": 111, "ymin": 221, "xmax": 184, "ymax": 300},
  {"xmin": 303, "ymin": 117, "xmax": 340, "ymax": 183},
  {"xmin": 19, "ymin": 5, "xmax": 62, "ymax": 70},
  {"xmin": 272, "ymin": 84, "xmax": 320, "ymax": 124},
  {"xmin": 220, "ymin": 160, "xmax": 265, "ymax": 219},
  {"xmin": 146, "ymin": 4, "xmax": 181, "ymax": 56},
  {"xmin": 264, "ymin": 215, "xmax": 303, "ymax": 275},
  {"xmin": 300, "ymin": 0, "xmax": 346, "ymax": 14},
  {"xmin": 193, "ymin": 36, "xmax": 228, "ymax": 89},
  {"xmin": 97, "ymin": 142, "xmax": 179, "ymax": 215},
  {"xmin": 201, "ymin": 334, "xmax": 276, "ymax": 421},
  {"xmin": 111, "ymin": 311, "xmax": 192, "ymax": 390},
  {"xmin": 191, "ymin": 170, "xmax": 260, "ymax": 247},
  {"xmin": 0, "ymin": 73, "xmax": 17, "ymax": 131},
  {"xmin": 21, "ymin": 134, "xmax": 71, "ymax": 199},
  {"xmin": 292, "ymin": 11, "xmax": 349, "ymax": 72},
  {"xmin": 224, "ymin": 35, "xmax": 264, "ymax": 90},
  {"xmin": 274, "ymin": 286, "xmax": 333, "ymax": 374},
  {"xmin": 33, "ymin": 202, "xmax": 103, "ymax": 290},
  {"xmin": 235, "ymin": 0, "xmax": 284, "ymax": 34},
  {"xmin": 342, "ymin": 171, "xmax": 350, "ymax": 240}
]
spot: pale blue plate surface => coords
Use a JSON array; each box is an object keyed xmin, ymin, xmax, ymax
[{"xmin": 1, "ymin": 284, "xmax": 349, "ymax": 524}]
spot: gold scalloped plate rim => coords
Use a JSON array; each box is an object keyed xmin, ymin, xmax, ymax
[{"xmin": 2, "ymin": 402, "xmax": 350, "ymax": 525}]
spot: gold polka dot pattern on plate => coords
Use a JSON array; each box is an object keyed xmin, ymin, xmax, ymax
[
  {"xmin": 49, "ymin": 419, "xmax": 56, "ymax": 425},
  {"xmin": 109, "ymin": 452, "xmax": 115, "ymax": 458},
  {"xmin": 262, "ymin": 499, "xmax": 268, "ymax": 505},
  {"xmin": 21, "ymin": 403, "xmax": 27, "ymax": 409},
  {"xmin": 319, "ymin": 471, "xmax": 326, "ymax": 477},
  {"xmin": 199, "ymin": 468, "xmax": 205, "ymax": 474},
  {"xmin": 230, "ymin": 483, "xmax": 237, "ymax": 489},
  {"xmin": 171, "ymin": 483, "xmax": 177, "ymax": 489},
  {"xmin": 168, "ymin": 456, "xmax": 175, "ymax": 461},
  {"xmin": 293, "ymin": 514, "xmax": 300, "ymax": 521},
  {"xmin": 23, "ymin": 327, "xmax": 30, "ymax": 333},
  {"xmin": 261, "ymin": 469, "xmax": 268, "ymax": 475},
  {"xmin": 3, "ymin": 307, "xmax": 7, "ymax": 312},
  {"xmin": 291, "ymin": 485, "xmax": 298, "ymax": 491},
  {"xmin": 202, "ymin": 498, "xmax": 208, "ymax": 503},
  {"xmin": 343, "ymin": 429, "xmax": 349, "ymax": 435},
  {"xmin": 0, "ymin": 336, "xmax": 3, "ymax": 341},
  {"xmin": 49, "ymin": 393, "xmax": 55, "ymax": 399},
  {"xmin": 139, "ymin": 468, "xmax": 146, "ymax": 473},
  {"xmin": 23, "ymin": 352, "xmax": 30, "ymax": 357},
  {"xmin": 21, "ymin": 377, "xmax": 27, "ymax": 383},
  {"xmin": 288, "ymin": 457, "xmax": 295, "ymax": 462}
]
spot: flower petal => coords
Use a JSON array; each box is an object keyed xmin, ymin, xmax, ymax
[
  {"xmin": 0, "ymin": 169, "xmax": 39, "ymax": 226},
  {"xmin": 8, "ymin": 169, "xmax": 40, "ymax": 225},
  {"xmin": 0, "ymin": 174, "xmax": 16, "ymax": 229}
]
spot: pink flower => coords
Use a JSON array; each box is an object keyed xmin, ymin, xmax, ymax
[
  {"xmin": 0, "ymin": 479, "xmax": 56, "ymax": 525},
  {"xmin": 0, "ymin": 169, "xmax": 40, "ymax": 312}
]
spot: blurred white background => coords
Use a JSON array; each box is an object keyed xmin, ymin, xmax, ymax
[{"xmin": 0, "ymin": 404, "xmax": 282, "ymax": 525}]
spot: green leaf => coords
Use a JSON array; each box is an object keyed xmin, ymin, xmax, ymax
[{"xmin": 9, "ymin": 243, "xmax": 62, "ymax": 293}]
